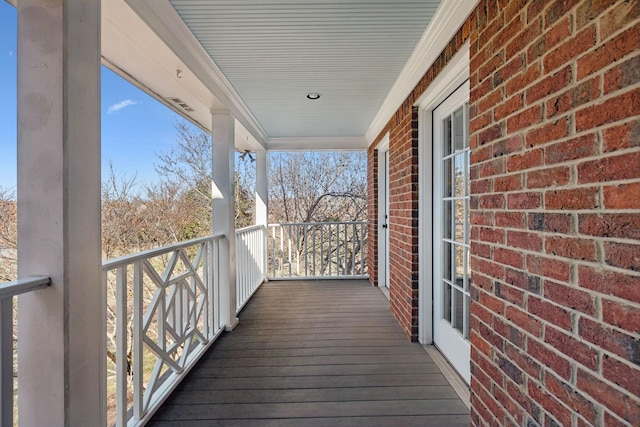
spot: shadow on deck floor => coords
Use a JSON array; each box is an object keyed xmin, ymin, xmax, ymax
[{"xmin": 149, "ymin": 280, "xmax": 470, "ymax": 426}]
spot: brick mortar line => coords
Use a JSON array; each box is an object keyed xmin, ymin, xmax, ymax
[
  {"xmin": 470, "ymin": 114, "xmax": 639, "ymax": 153},
  {"xmin": 470, "ymin": 242, "xmax": 640, "ymax": 276},
  {"xmin": 472, "ymin": 266, "xmax": 640, "ymax": 314},
  {"xmin": 472, "ymin": 287, "xmax": 640, "ymax": 378},
  {"xmin": 472, "ymin": 286, "xmax": 640, "ymax": 346},
  {"xmin": 470, "ymin": 49, "xmax": 640, "ymax": 126}
]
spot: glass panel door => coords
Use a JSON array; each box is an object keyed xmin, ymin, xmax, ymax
[{"xmin": 433, "ymin": 81, "xmax": 471, "ymax": 384}]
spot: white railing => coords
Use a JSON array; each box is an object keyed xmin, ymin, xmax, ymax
[
  {"xmin": 0, "ymin": 275, "xmax": 51, "ymax": 427},
  {"xmin": 235, "ymin": 225, "xmax": 267, "ymax": 314},
  {"xmin": 102, "ymin": 235, "xmax": 224, "ymax": 427},
  {"xmin": 268, "ymin": 222, "xmax": 368, "ymax": 279}
]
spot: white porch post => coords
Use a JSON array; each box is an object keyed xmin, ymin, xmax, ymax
[
  {"xmin": 255, "ymin": 148, "xmax": 268, "ymax": 227},
  {"xmin": 211, "ymin": 111, "xmax": 239, "ymax": 330},
  {"xmin": 255, "ymin": 148, "xmax": 269, "ymax": 281},
  {"xmin": 16, "ymin": 1, "xmax": 103, "ymax": 425}
]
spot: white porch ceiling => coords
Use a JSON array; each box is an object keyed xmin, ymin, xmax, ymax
[
  {"xmin": 110, "ymin": 0, "xmax": 476, "ymax": 150},
  {"xmin": 166, "ymin": 0, "xmax": 440, "ymax": 140}
]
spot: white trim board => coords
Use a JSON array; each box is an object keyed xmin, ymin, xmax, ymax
[
  {"xmin": 267, "ymin": 137, "xmax": 367, "ymax": 151},
  {"xmin": 366, "ymin": 1, "xmax": 477, "ymax": 145},
  {"xmin": 417, "ymin": 43, "xmax": 470, "ymax": 346},
  {"xmin": 424, "ymin": 345, "xmax": 471, "ymax": 409},
  {"xmin": 376, "ymin": 134, "xmax": 390, "ymax": 292},
  {"xmin": 415, "ymin": 43, "xmax": 471, "ymax": 110},
  {"xmin": 125, "ymin": 0, "xmax": 269, "ymax": 148}
]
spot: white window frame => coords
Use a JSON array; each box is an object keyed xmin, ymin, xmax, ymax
[{"xmin": 416, "ymin": 42, "xmax": 470, "ymax": 345}]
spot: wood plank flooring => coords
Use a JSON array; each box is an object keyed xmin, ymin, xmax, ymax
[{"xmin": 149, "ymin": 280, "xmax": 470, "ymax": 426}]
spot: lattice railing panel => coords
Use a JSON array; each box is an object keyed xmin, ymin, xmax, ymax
[{"xmin": 103, "ymin": 235, "xmax": 224, "ymax": 427}]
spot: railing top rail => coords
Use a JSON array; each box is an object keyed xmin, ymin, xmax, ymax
[
  {"xmin": 236, "ymin": 224, "xmax": 266, "ymax": 234},
  {"xmin": 0, "ymin": 275, "xmax": 51, "ymax": 299},
  {"xmin": 268, "ymin": 221, "xmax": 367, "ymax": 227},
  {"xmin": 102, "ymin": 233, "xmax": 224, "ymax": 270}
]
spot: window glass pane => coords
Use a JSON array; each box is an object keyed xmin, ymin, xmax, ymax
[
  {"xmin": 454, "ymin": 244, "xmax": 464, "ymax": 288},
  {"xmin": 443, "ymin": 158, "xmax": 452, "ymax": 198},
  {"xmin": 443, "ymin": 116, "xmax": 452, "ymax": 156},
  {"xmin": 438, "ymin": 99, "xmax": 471, "ymax": 343},
  {"xmin": 443, "ymin": 200, "xmax": 452, "ymax": 240},
  {"xmin": 465, "ymin": 151, "xmax": 470, "ymax": 196},
  {"xmin": 465, "ymin": 103, "xmax": 470, "ymax": 149},
  {"xmin": 454, "ymin": 199, "xmax": 465, "ymax": 243},
  {"xmin": 443, "ymin": 282, "xmax": 452, "ymax": 323},
  {"xmin": 464, "ymin": 247, "xmax": 470, "ymax": 291},
  {"xmin": 453, "ymin": 287, "xmax": 464, "ymax": 334},
  {"xmin": 454, "ymin": 153, "xmax": 465, "ymax": 198},
  {"xmin": 443, "ymin": 241, "xmax": 452, "ymax": 282},
  {"xmin": 453, "ymin": 106, "xmax": 465, "ymax": 152},
  {"xmin": 465, "ymin": 199, "xmax": 470, "ymax": 244},
  {"xmin": 464, "ymin": 295, "xmax": 470, "ymax": 339}
]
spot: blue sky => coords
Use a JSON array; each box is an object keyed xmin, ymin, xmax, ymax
[{"xmin": 0, "ymin": 2, "xmax": 189, "ymax": 191}]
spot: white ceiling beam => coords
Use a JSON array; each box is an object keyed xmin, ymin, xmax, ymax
[{"xmin": 267, "ymin": 137, "xmax": 367, "ymax": 152}]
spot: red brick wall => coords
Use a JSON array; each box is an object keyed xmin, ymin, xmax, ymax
[
  {"xmin": 367, "ymin": 0, "xmax": 639, "ymax": 424},
  {"xmin": 367, "ymin": 19, "xmax": 472, "ymax": 340},
  {"xmin": 387, "ymin": 107, "xmax": 420, "ymax": 339},
  {"xmin": 468, "ymin": 1, "xmax": 640, "ymax": 426}
]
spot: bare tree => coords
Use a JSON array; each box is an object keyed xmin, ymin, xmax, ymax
[
  {"xmin": 0, "ymin": 186, "xmax": 17, "ymax": 282},
  {"xmin": 268, "ymin": 151, "xmax": 366, "ymax": 224},
  {"xmin": 155, "ymin": 120, "xmax": 254, "ymax": 229},
  {"xmin": 267, "ymin": 152, "xmax": 367, "ymax": 276}
]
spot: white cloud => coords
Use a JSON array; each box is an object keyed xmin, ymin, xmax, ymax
[{"xmin": 107, "ymin": 99, "xmax": 137, "ymax": 114}]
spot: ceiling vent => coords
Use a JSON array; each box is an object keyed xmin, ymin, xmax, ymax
[{"xmin": 167, "ymin": 97, "xmax": 195, "ymax": 112}]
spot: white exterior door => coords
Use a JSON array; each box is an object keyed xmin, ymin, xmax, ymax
[
  {"xmin": 432, "ymin": 82, "xmax": 471, "ymax": 383},
  {"xmin": 378, "ymin": 148, "xmax": 390, "ymax": 289}
]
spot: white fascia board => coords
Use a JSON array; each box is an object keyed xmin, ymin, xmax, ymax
[
  {"xmin": 126, "ymin": 0, "xmax": 268, "ymax": 149},
  {"xmin": 102, "ymin": 0, "xmax": 217, "ymax": 132},
  {"xmin": 267, "ymin": 137, "xmax": 368, "ymax": 152},
  {"xmin": 415, "ymin": 42, "xmax": 470, "ymax": 110},
  {"xmin": 365, "ymin": 0, "xmax": 478, "ymax": 146}
]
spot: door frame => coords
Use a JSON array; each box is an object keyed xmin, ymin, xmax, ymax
[
  {"xmin": 416, "ymin": 42, "xmax": 469, "ymax": 346},
  {"xmin": 432, "ymin": 81, "xmax": 471, "ymax": 384},
  {"xmin": 377, "ymin": 134, "xmax": 390, "ymax": 290}
]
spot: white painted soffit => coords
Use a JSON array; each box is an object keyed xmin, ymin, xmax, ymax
[
  {"xmin": 167, "ymin": 0, "xmax": 440, "ymax": 142},
  {"xmin": 127, "ymin": 0, "xmax": 440, "ymax": 151},
  {"xmin": 365, "ymin": 0, "xmax": 478, "ymax": 145},
  {"xmin": 268, "ymin": 137, "xmax": 368, "ymax": 152},
  {"xmin": 102, "ymin": 0, "xmax": 224, "ymax": 134},
  {"xmin": 123, "ymin": 0, "xmax": 269, "ymax": 149}
]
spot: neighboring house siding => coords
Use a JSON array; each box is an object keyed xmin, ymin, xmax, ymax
[{"xmin": 368, "ymin": 0, "xmax": 639, "ymax": 425}]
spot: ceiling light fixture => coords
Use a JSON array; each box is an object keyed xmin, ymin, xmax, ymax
[
  {"xmin": 239, "ymin": 149, "xmax": 255, "ymax": 163},
  {"xmin": 306, "ymin": 92, "xmax": 321, "ymax": 100}
]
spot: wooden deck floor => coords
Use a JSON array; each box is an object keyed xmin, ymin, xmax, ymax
[{"xmin": 149, "ymin": 280, "xmax": 470, "ymax": 426}]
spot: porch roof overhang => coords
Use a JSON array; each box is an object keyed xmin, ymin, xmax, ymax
[{"xmin": 101, "ymin": 0, "xmax": 476, "ymax": 152}]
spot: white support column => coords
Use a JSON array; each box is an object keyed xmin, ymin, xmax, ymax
[
  {"xmin": 211, "ymin": 111, "xmax": 239, "ymax": 330},
  {"xmin": 16, "ymin": 1, "xmax": 102, "ymax": 426},
  {"xmin": 255, "ymin": 148, "xmax": 269, "ymax": 281},
  {"xmin": 255, "ymin": 148, "xmax": 268, "ymax": 227}
]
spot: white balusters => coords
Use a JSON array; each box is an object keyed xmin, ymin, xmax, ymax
[
  {"xmin": 102, "ymin": 235, "xmax": 224, "ymax": 426},
  {"xmin": 268, "ymin": 222, "xmax": 368, "ymax": 279},
  {"xmin": 235, "ymin": 225, "xmax": 267, "ymax": 313}
]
